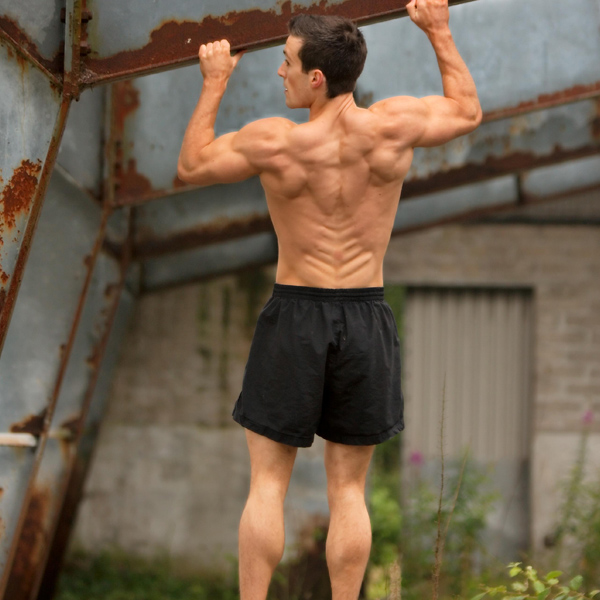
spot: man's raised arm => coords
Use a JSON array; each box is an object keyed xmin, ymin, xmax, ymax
[
  {"xmin": 177, "ymin": 40, "xmax": 260, "ymax": 187},
  {"xmin": 371, "ymin": 0, "xmax": 482, "ymax": 148}
]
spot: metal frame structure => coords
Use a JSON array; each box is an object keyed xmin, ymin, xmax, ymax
[{"xmin": 1, "ymin": 0, "xmax": 599, "ymax": 598}]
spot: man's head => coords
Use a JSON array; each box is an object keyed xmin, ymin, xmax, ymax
[{"xmin": 278, "ymin": 14, "xmax": 367, "ymax": 105}]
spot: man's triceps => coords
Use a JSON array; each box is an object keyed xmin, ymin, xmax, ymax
[{"xmin": 182, "ymin": 132, "xmax": 258, "ymax": 186}]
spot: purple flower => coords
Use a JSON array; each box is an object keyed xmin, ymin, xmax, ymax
[
  {"xmin": 583, "ymin": 409, "xmax": 594, "ymax": 425},
  {"xmin": 409, "ymin": 450, "xmax": 424, "ymax": 467}
]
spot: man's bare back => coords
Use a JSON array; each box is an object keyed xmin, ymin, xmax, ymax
[{"xmin": 177, "ymin": 0, "xmax": 481, "ymax": 291}]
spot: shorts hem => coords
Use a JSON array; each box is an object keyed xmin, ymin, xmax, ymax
[
  {"xmin": 232, "ymin": 411, "xmax": 314, "ymax": 448},
  {"xmin": 317, "ymin": 418, "xmax": 405, "ymax": 446}
]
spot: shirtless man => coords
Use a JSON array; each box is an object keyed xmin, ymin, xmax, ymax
[{"xmin": 178, "ymin": 1, "xmax": 481, "ymax": 598}]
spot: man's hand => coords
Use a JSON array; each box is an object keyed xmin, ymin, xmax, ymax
[
  {"xmin": 199, "ymin": 39, "xmax": 243, "ymax": 83},
  {"xmin": 406, "ymin": 0, "xmax": 450, "ymax": 35}
]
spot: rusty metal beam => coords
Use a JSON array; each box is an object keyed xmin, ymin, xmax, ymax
[
  {"xmin": 131, "ymin": 147, "xmax": 600, "ymax": 261},
  {"xmin": 79, "ymin": 0, "xmax": 471, "ymax": 87},
  {"xmin": 2, "ymin": 206, "xmax": 112, "ymax": 600}
]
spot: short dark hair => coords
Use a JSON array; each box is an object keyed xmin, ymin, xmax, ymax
[{"xmin": 288, "ymin": 14, "xmax": 367, "ymax": 99}]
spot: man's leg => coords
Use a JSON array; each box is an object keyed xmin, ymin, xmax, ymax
[
  {"xmin": 239, "ymin": 429, "xmax": 298, "ymax": 600},
  {"xmin": 324, "ymin": 441, "xmax": 375, "ymax": 600}
]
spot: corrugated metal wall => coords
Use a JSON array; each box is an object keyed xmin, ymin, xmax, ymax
[
  {"xmin": 403, "ymin": 287, "xmax": 533, "ymax": 462},
  {"xmin": 403, "ymin": 287, "xmax": 534, "ymax": 557}
]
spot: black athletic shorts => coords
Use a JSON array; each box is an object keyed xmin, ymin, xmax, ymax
[{"xmin": 232, "ymin": 284, "xmax": 404, "ymax": 448}]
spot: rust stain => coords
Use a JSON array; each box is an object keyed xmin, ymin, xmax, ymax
[
  {"xmin": 58, "ymin": 414, "xmax": 82, "ymax": 461},
  {"xmin": 1, "ymin": 270, "xmax": 8, "ymax": 285},
  {"xmin": 403, "ymin": 143, "xmax": 600, "ymax": 198},
  {"xmin": 116, "ymin": 158, "xmax": 154, "ymax": 199},
  {"xmin": 0, "ymin": 160, "xmax": 42, "ymax": 239},
  {"xmin": 10, "ymin": 409, "xmax": 47, "ymax": 436},
  {"xmin": 60, "ymin": 415, "xmax": 82, "ymax": 440},
  {"xmin": 111, "ymin": 81, "xmax": 156, "ymax": 201},
  {"xmin": 134, "ymin": 212, "xmax": 274, "ymax": 258},
  {"xmin": 80, "ymin": 0, "xmax": 422, "ymax": 84},
  {"xmin": 484, "ymin": 81, "xmax": 600, "ymax": 123},
  {"xmin": 113, "ymin": 80, "xmax": 140, "ymax": 133},
  {"xmin": 173, "ymin": 174, "xmax": 187, "ymax": 189},
  {"xmin": 0, "ymin": 15, "xmax": 63, "ymax": 79},
  {"xmin": 4, "ymin": 486, "xmax": 51, "ymax": 600}
]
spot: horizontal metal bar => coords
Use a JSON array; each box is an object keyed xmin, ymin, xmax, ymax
[
  {"xmin": 79, "ymin": 0, "xmax": 473, "ymax": 87},
  {"xmin": 0, "ymin": 434, "xmax": 37, "ymax": 448}
]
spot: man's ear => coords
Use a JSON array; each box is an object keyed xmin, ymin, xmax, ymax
[{"xmin": 310, "ymin": 69, "xmax": 325, "ymax": 90}]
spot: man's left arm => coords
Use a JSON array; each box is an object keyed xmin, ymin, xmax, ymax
[{"xmin": 177, "ymin": 40, "xmax": 259, "ymax": 187}]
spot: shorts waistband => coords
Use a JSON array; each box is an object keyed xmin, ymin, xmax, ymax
[{"xmin": 273, "ymin": 283, "xmax": 384, "ymax": 302}]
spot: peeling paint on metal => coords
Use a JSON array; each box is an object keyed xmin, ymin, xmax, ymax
[
  {"xmin": 0, "ymin": 16, "xmax": 63, "ymax": 84},
  {"xmin": 0, "ymin": 160, "xmax": 43, "ymax": 232},
  {"xmin": 484, "ymin": 81, "xmax": 600, "ymax": 123},
  {"xmin": 4, "ymin": 487, "xmax": 51, "ymax": 600},
  {"xmin": 112, "ymin": 80, "xmax": 140, "ymax": 132},
  {"xmin": 80, "ymin": 0, "xmax": 468, "ymax": 85},
  {"xmin": 10, "ymin": 410, "xmax": 47, "ymax": 437},
  {"xmin": 116, "ymin": 158, "xmax": 154, "ymax": 200}
]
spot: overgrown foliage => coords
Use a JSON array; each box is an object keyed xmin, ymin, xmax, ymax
[
  {"xmin": 548, "ymin": 413, "xmax": 600, "ymax": 587},
  {"xmin": 55, "ymin": 550, "xmax": 239, "ymax": 600},
  {"xmin": 471, "ymin": 563, "xmax": 600, "ymax": 600}
]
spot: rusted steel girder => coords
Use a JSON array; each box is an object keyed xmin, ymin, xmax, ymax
[
  {"xmin": 131, "ymin": 136, "xmax": 600, "ymax": 260},
  {"xmin": 79, "ymin": 0, "xmax": 471, "ymax": 86},
  {"xmin": 0, "ymin": 2, "xmax": 98, "ymax": 598}
]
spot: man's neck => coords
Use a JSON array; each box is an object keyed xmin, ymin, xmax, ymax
[{"xmin": 308, "ymin": 92, "xmax": 355, "ymax": 121}]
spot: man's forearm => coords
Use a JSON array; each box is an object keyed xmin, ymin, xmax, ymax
[
  {"xmin": 178, "ymin": 78, "xmax": 227, "ymax": 173},
  {"xmin": 428, "ymin": 27, "xmax": 480, "ymax": 119}
]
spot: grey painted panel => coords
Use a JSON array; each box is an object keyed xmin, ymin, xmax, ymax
[
  {"xmin": 358, "ymin": 0, "xmax": 600, "ymax": 113},
  {"xmin": 58, "ymin": 87, "xmax": 107, "ymax": 198},
  {"xmin": 394, "ymin": 176, "xmax": 518, "ymax": 230},
  {"xmin": 20, "ymin": 252, "xmax": 122, "ymax": 598},
  {"xmin": 0, "ymin": 170, "xmax": 102, "ymax": 572},
  {"xmin": 407, "ymin": 99, "xmax": 598, "ymax": 181},
  {"xmin": 136, "ymin": 178, "xmax": 267, "ymax": 238},
  {"xmin": 522, "ymin": 155, "xmax": 600, "ymax": 198},
  {"xmin": 142, "ymin": 232, "xmax": 277, "ymax": 289},
  {"xmin": 127, "ymin": 66, "xmax": 597, "ymax": 208},
  {"xmin": 0, "ymin": 0, "xmax": 64, "ymax": 64},
  {"xmin": 0, "ymin": 39, "xmax": 62, "ymax": 286},
  {"xmin": 119, "ymin": 0, "xmax": 600, "ymax": 194}
]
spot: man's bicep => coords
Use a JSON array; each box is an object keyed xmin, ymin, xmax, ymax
[{"xmin": 178, "ymin": 132, "xmax": 259, "ymax": 187}]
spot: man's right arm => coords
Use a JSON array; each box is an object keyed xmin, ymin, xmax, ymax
[{"xmin": 371, "ymin": 0, "xmax": 482, "ymax": 147}]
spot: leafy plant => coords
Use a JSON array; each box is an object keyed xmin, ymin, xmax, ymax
[{"xmin": 470, "ymin": 563, "xmax": 600, "ymax": 600}]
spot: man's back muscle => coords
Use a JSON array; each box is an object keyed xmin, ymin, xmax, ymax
[{"xmin": 254, "ymin": 101, "xmax": 414, "ymax": 289}]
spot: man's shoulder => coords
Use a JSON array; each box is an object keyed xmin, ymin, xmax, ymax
[
  {"xmin": 240, "ymin": 117, "xmax": 295, "ymax": 139},
  {"xmin": 368, "ymin": 95, "xmax": 424, "ymax": 118}
]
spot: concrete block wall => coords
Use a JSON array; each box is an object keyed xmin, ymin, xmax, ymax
[
  {"xmin": 72, "ymin": 269, "xmax": 329, "ymax": 569},
  {"xmin": 383, "ymin": 223, "xmax": 600, "ymax": 552}
]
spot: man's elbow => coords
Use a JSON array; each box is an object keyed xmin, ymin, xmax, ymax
[
  {"xmin": 177, "ymin": 159, "xmax": 206, "ymax": 186},
  {"xmin": 176, "ymin": 160, "xmax": 192, "ymax": 184},
  {"xmin": 467, "ymin": 101, "xmax": 483, "ymax": 131}
]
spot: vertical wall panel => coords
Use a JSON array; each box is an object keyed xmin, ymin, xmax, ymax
[
  {"xmin": 403, "ymin": 287, "xmax": 533, "ymax": 559},
  {"xmin": 404, "ymin": 287, "xmax": 532, "ymax": 462}
]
